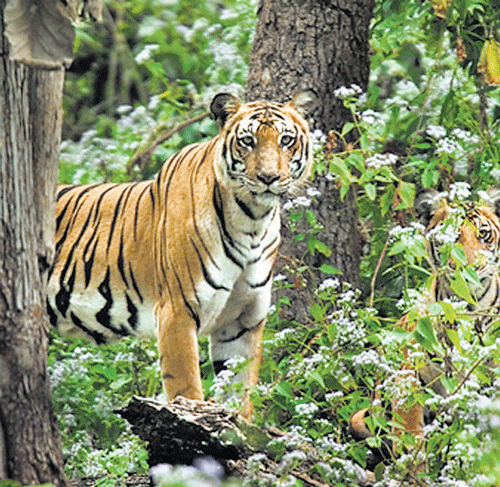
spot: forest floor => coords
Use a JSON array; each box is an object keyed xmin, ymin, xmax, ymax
[{"xmin": 70, "ymin": 474, "xmax": 151, "ymax": 487}]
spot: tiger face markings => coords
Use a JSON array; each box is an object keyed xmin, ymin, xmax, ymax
[
  {"xmin": 415, "ymin": 187, "xmax": 500, "ymax": 311},
  {"xmin": 212, "ymin": 92, "xmax": 315, "ymax": 222},
  {"xmin": 47, "ymin": 91, "xmax": 316, "ymax": 420}
]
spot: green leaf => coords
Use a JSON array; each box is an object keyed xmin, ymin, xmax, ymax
[
  {"xmin": 451, "ymin": 245, "xmax": 467, "ymax": 266},
  {"xmin": 306, "ymin": 209, "xmax": 317, "ymax": 226},
  {"xmin": 349, "ymin": 445, "xmax": 367, "ymax": 468},
  {"xmin": 307, "ymin": 236, "xmax": 331, "ymax": 257},
  {"xmin": 310, "ymin": 302, "xmax": 325, "ymax": 323},
  {"xmin": 347, "ymin": 152, "xmax": 365, "ymax": 172},
  {"xmin": 374, "ymin": 462, "xmax": 386, "ymax": 482},
  {"xmin": 274, "ymin": 381, "xmax": 293, "ymax": 399},
  {"xmin": 384, "ymin": 328, "xmax": 412, "ymax": 342},
  {"xmin": 327, "ymin": 322, "xmax": 337, "ymax": 342},
  {"xmin": 395, "ymin": 181, "xmax": 415, "ymax": 209},
  {"xmin": 341, "ymin": 122, "xmax": 355, "ymax": 136},
  {"xmin": 450, "ymin": 273, "xmax": 476, "ymax": 305},
  {"xmin": 380, "ymin": 185, "xmax": 395, "ymax": 215},
  {"xmin": 365, "ymin": 183, "xmax": 377, "ymax": 200},
  {"xmin": 422, "ymin": 168, "xmax": 440, "ymax": 188},
  {"xmin": 340, "ymin": 184, "xmax": 350, "ymax": 200},
  {"xmin": 441, "ymin": 300, "xmax": 457, "ymax": 323},
  {"xmin": 461, "ymin": 266, "xmax": 481, "ymax": 288},
  {"xmin": 319, "ymin": 264, "xmax": 342, "ymax": 274},
  {"xmin": 446, "ymin": 328, "xmax": 462, "ymax": 353},
  {"xmin": 367, "ymin": 436, "xmax": 382, "ymax": 448},
  {"xmin": 359, "ymin": 167, "xmax": 376, "ymax": 184},
  {"xmin": 329, "ymin": 157, "xmax": 352, "ymax": 181},
  {"xmin": 309, "ymin": 371, "xmax": 326, "ymax": 388},
  {"xmin": 414, "ymin": 316, "xmax": 441, "ymax": 352},
  {"xmin": 428, "ymin": 302, "xmax": 443, "ymax": 315}
]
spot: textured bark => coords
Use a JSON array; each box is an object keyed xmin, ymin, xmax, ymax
[
  {"xmin": 0, "ymin": 1, "xmax": 67, "ymax": 484},
  {"xmin": 118, "ymin": 396, "xmax": 377, "ymax": 486},
  {"xmin": 245, "ymin": 0, "xmax": 374, "ymax": 320}
]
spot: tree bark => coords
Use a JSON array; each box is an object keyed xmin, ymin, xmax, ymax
[
  {"xmin": 0, "ymin": 2, "xmax": 67, "ymax": 484},
  {"xmin": 118, "ymin": 396, "xmax": 377, "ymax": 487},
  {"xmin": 245, "ymin": 0, "xmax": 374, "ymax": 320}
]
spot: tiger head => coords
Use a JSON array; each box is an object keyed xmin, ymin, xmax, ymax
[
  {"xmin": 415, "ymin": 186, "xmax": 500, "ymax": 298},
  {"xmin": 210, "ymin": 92, "xmax": 317, "ymax": 215}
]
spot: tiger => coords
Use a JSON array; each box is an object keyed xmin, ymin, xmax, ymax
[
  {"xmin": 350, "ymin": 186, "xmax": 500, "ymax": 470},
  {"xmin": 47, "ymin": 91, "xmax": 316, "ymax": 420}
]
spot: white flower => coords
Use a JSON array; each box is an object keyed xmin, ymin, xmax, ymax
[
  {"xmin": 193, "ymin": 457, "xmax": 225, "ymax": 479},
  {"xmin": 477, "ymin": 190, "xmax": 491, "ymax": 203},
  {"xmin": 319, "ymin": 278, "xmax": 340, "ymax": 291},
  {"xmin": 361, "ymin": 109, "xmax": 381, "ymax": 125},
  {"xmin": 293, "ymin": 196, "xmax": 312, "ymax": 207},
  {"xmin": 116, "ymin": 105, "xmax": 133, "ymax": 115},
  {"xmin": 310, "ymin": 129, "xmax": 326, "ymax": 145},
  {"xmin": 435, "ymin": 138, "xmax": 461, "ymax": 155},
  {"xmin": 334, "ymin": 84, "xmax": 363, "ymax": 99},
  {"xmin": 149, "ymin": 463, "xmax": 173, "ymax": 485},
  {"xmin": 307, "ymin": 186, "xmax": 321, "ymax": 198},
  {"xmin": 449, "ymin": 182, "xmax": 471, "ymax": 201},
  {"xmin": 365, "ymin": 152, "xmax": 398, "ymax": 169},
  {"xmin": 295, "ymin": 402, "xmax": 319, "ymax": 416},
  {"xmin": 491, "ymin": 168, "xmax": 500, "ymax": 180},
  {"xmin": 426, "ymin": 125, "xmax": 446, "ymax": 139},
  {"xmin": 426, "ymin": 223, "xmax": 460, "ymax": 243},
  {"xmin": 325, "ymin": 391, "xmax": 344, "ymax": 402},
  {"xmin": 135, "ymin": 44, "xmax": 159, "ymax": 64}
]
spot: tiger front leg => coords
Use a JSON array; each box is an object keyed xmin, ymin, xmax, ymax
[
  {"xmin": 156, "ymin": 303, "xmax": 204, "ymax": 402},
  {"xmin": 210, "ymin": 318, "xmax": 265, "ymax": 421}
]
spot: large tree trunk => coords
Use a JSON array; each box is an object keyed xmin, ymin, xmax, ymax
[
  {"xmin": 0, "ymin": 2, "xmax": 67, "ymax": 484},
  {"xmin": 245, "ymin": 0, "xmax": 373, "ymax": 320}
]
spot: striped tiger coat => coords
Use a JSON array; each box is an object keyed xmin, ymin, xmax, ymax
[{"xmin": 47, "ymin": 91, "xmax": 316, "ymax": 419}]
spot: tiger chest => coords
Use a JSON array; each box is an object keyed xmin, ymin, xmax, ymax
[{"xmin": 194, "ymin": 240, "xmax": 276, "ymax": 338}]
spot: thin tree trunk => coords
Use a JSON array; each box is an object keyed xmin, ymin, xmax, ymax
[
  {"xmin": 0, "ymin": 2, "xmax": 67, "ymax": 483},
  {"xmin": 245, "ymin": 0, "xmax": 373, "ymax": 320}
]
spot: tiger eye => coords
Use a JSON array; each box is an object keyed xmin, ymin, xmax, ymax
[
  {"xmin": 280, "ymin": 135, "xmax": 295, "ymax": 146},
  {"xmin": 239, "ymin": 136, "xmax": 254, "ymax": 147},
  {"xmin": 478, "ymin": 227, "xmax": 491, "ymax": 239}
]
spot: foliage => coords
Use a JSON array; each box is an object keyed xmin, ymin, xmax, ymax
[
  {"xmin": 50, "ymin": 0, "xmax": 500, "ymax": 486},
  {"xmin": 48, "ymin": 335, "xmax": 158, "ymax": 479}
]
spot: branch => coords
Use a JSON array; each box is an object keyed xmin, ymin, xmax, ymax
[
  {"xmin": 126, "ymin": 111, "xmax": 211, "ymax": 176},
  {"xmin": 117, "ymin": 396, "xmax": 377, "ymax": 486}
]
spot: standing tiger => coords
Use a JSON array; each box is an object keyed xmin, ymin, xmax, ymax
[
  {"xmin": 350, "ymin": 186, "xmax": 500, "ymax": 469},
  {"xmin": 47, "ymin": 92, "xmax": 316, "ymax": 420}
]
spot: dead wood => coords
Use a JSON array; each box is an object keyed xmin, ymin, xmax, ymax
[{"xmin": 117, "ymin": 396, "xmax": 377, "ymax": 486}]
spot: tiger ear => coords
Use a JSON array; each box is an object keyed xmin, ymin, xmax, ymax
[
  {"xmin": 486, "ymin": 185, "xmax": 500, "ymax": 219},
  {"xmin": 210, "ymin": 93, "xmax": 242, "ymax": 128},
  {"xmin": 414, "ymin": 188, "xmax": 441, "ymax": 227},
  {"xmin": 287, "ymin": 89, "xmax": 319, "ymax": 120}
]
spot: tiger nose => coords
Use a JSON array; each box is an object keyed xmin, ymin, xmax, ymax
[{"xmin": 257, "ymin": 173, "xmax": 280, "ymax": 185}]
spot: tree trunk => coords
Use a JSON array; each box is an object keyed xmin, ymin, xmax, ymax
[
  {"xmin": 0, "ymin": 2, "xmax": 67, "ymax": 484},
  {"xmin": 245, "ymin": 0, "xmax": 373, "ymax": 320}
]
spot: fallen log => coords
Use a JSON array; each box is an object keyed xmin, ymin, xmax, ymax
[{"xmin": 116, "ymin": 396, "xmax": 377, "ymax": 486}]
